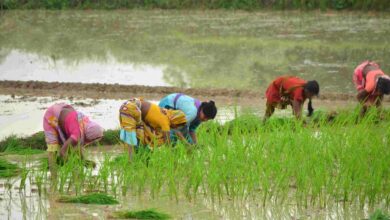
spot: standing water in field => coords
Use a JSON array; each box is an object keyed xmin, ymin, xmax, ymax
[
  {"xmin": 1, "ymin": 112, "xmax": 390, "ymax": 219},
  {"xmin": 1, "ymin": 10, "xmax": 390, "ymax": 93},
  {"xmin": 1, "ymin": 10, "xmax": 390, "ymax": 219}
]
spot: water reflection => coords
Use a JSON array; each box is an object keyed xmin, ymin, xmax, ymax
[
  {"xmin": 0, "ymin": 50, "xmax": 169, "ymax": 86},
  {"xmin": 1, "ymin": 10, "xmax": 390, "ymax": 93}
]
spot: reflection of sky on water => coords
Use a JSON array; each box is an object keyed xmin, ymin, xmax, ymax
[
  {"xmin": 1, "ymin": 11, "xmax": 390, "ymax": 93},
  {"xmin": 0, "ymin": 50, "xmax": 169, "ymax": 86},
  {"xmin": 0, "ymin": 95, "xmax": 236, "ymax": 140}
]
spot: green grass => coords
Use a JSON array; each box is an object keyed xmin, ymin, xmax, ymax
[
  {"xmin": 370, "ymin": 209, "xmax": 390, "ymax": 220},
  {"xmin": 57, "ymin": 193, "xmax": 119, "ymax": 204},
  {"xmin": 1, "ymin": 0, "xmax": 389, "ymax": 10},
  {"xmin": 0, "ymin": 159, "xmax": 20, "ymax": 178},
  {"xmin": 112, "ymin": 209, "xmax": 170, "ymax": 219}
]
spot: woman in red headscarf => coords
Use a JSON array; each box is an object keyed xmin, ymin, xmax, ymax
[{"xmin": 264, "ymin": 76, "xmax": 319, "ymax": 121}]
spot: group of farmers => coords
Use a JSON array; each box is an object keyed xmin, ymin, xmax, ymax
[{"xmin": 43, "ymin": 60, "xmax": 390, "ymax": 162}]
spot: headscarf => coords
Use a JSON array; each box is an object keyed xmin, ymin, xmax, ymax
[{"xmin": 84, "ymin": 120, "xmax": 104, "ymax": 142}]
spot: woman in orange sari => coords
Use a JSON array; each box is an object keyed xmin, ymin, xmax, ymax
[{"xmin": 264, "ymin": 76, "xmax": 319, "ymax": 121}]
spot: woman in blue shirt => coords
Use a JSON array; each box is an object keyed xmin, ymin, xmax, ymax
[{"xmin": 159, "ymin": 93, "xmax": 217, "ymax": 144}]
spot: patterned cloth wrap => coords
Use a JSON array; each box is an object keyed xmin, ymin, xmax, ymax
[
  {"xmin": 119, "ymin": 98, "xmax": 186, "ymax": 149},
  {"xmin": 43, "ymin": 103, "xmax": 102, "ymax": 152}
]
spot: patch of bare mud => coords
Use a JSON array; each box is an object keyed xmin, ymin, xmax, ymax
[
  {"xmin": 1, "ymin": 80, "xmax": 387, "ymax": 110},
  {"xmin": 1, "ymin": 80, "xmax": 361, "ymax": 98}
]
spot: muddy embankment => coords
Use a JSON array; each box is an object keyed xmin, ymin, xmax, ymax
[{"xmin": 0, "ymin": 80, "xmax": 379, "ymax": 107}]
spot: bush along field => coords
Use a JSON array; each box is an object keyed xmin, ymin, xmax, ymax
[
  {"xmin": 1, "ymin": 0, "xmax": 390, "ymax": 10},
  {"xmin": 1, "ymin": 108, "xmax": 390, "ymax": 218}
]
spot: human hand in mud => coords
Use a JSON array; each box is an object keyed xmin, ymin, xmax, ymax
[
  {"xmin": 59, "ymin": 146, "xmax": 68, "ymax": 159},
  {"xmin": 60, "ymin": 138, "xmax": 78, "ymax": 159}
]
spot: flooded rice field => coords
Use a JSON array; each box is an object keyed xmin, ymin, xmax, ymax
[
  {"xmin": 1, "ymin": 10, "xmax": 390, "ymax": 220},
  {"xmin": 1, "ymin": 10, "xmax": 390, "ymax": 93},
  {"xmin": 0, "ymin": 93, "xmax": 388, "ymax": 219},
  {"xmin": 1, "ymin": 145, "xmax": 387, "ymax": 220}
]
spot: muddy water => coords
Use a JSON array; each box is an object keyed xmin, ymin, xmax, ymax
[
  {"xmin": 1, "ymin": 10, "xmax": 390, "ymax": 93},
  {"xmin": 0, "ymin": 147, "xmax": 386, "ymax": 220},
  {"xmin": 0, "ymin": 149, "xmax": 224, "ymax": 220}
]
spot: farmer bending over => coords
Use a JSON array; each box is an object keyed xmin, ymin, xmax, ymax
[
  {"xmin": 119, "ymin": 98, "xmax": 187, "ymax": 160},
  {"xmin": 43, "ymin": 103, "xmax": 104, "ymax": 175},
  {"xmin": 264, "ymin": 76, "xmax": 319, "ymax": 121},
  {"xmin": 159, "ymin": 93, "xmax": 217, "ymax": 145},
  {"xmin": 354, "ymin": 60, "xmax": 390, "ymax": 116}
]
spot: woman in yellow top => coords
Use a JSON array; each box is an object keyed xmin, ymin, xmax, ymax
[{"xmin": 119, "ymin": 98, "xmax": 187, "ymax": 159}]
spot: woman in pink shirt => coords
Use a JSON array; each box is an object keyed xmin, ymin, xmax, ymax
[
  {"xmin": 354, "ymin": 61, "xmax": 390, "ymax": 115},
  {"xmin": 43, "ymin": 103, "xmax": 103, "ymax": 171}
]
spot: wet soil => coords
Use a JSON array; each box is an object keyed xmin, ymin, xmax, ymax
[{"xmin": 0, "ymin": 80, "xmax": 376, "ymax": 105}]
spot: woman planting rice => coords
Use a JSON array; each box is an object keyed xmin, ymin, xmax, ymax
[
  {"xmin": 353, "ymin": 61, "xmax": 390, "ymax": 115},
  {"xmin": 158, "ymin": 93, "xmax": 217, "ymax": 145},
  {"xmin": 119, "ymin": 98, "xmax": 187, "ymax": 159},
  {"xmin": 43, "ymin": 103, "xmax": 104, "ymax": 172},
  {"xmin": 264, "ymin": 76, "xmax": 319, "ymax": 121}
]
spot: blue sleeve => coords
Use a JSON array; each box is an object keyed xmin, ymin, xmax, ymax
[
  {"xmin": 120, "ymin": 129, "xmax": 138, "ymax": 146},
  {"xmin": 158, "ymin": 94, "xmax": 176, "ymax": 109},
  {"xmin": 176, "ymin": 96, "xmax": 198, "ymax": 126}
]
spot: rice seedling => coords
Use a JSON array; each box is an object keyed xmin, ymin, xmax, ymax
[
  {"xmin": 98, "ymin": 129, "xmax": 121, "ymax": 145},
  {"xmin": 112, "ymin": 209, "xmax": 170, "ymax": 219},
  {"xmin": 57, "ymin": 193, "xmax": 119, "ymax": 204},
  {"xmin": 19, "ymin": 164, "xmax": 29, "ymax": 191},
  {"xmin": 0, "ymin": 158, "xmax": 20, "ymax": 178},
  {"xmin": 0, "ymin": 130, "xmax": 122, "ymax": 156},
  {"xmin": 0, "ymin": 135, "xmax": 45, "ymax": 155},
  {"xmin": 5, "ymin": 107, "xmax": 389, "ymax": 217},
  {"xmin": 369, "ymin": 209, "xmax": 390, "ymax": 220}
]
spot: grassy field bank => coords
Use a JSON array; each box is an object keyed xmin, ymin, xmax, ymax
[{"xmin": 1, "ymin": 0, "xmax": 390, "ymax": 10}]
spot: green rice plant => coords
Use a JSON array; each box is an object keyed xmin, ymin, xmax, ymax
[
  {"xmin": 97, "ymin": 154, "xmax": 111, "ymax": 193},
  {"xmin": 0, "ymin": 135, "xmax": 45, "ymax": 155},
  {"xmin": 112, "ymin": 209, "xmax": 170, "ymax": 219},
  {"xmin": 98, "ymin": 129, "xmax": 121, "ymax": 145},
  {"xmin": 19, "ymin": 165, "xmax": 29, "ymax": 191},
  {"xmin": 0, "ymin": 158, "xmax": 20, "ymax": 178},
  {"xmin": 21, "ymin": 107, "xmax": 390, "ymax": 215},
  {"xmin": 0, "ymin": 130, "xmax": 120, "ymax": 154},
  {"xmin": 370, "ymin": 209, "xmax": 390, "ymax": 220},
  {"xmin": 57, "ymin": 193, "xmax": 119, "ymax": 204}
]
